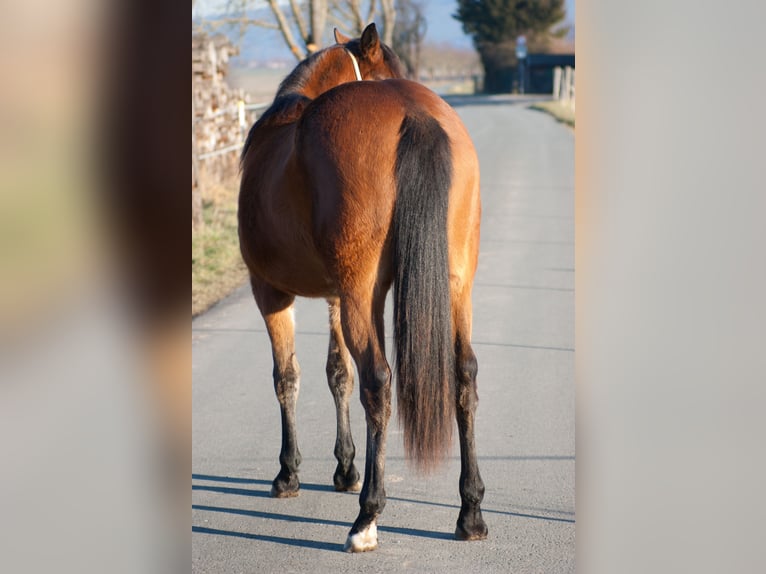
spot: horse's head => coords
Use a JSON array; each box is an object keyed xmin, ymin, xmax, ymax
[{"xmin": 332, "ymin": 23, "xmax": 406, "ymax": 82}]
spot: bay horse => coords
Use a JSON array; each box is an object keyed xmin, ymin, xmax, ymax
[{"xmin": 238, "ymin": 23, "xmax": 486, "ymax": 552}]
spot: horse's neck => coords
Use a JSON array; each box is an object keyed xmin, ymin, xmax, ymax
[
  {"xmin": 256, "ymin": 52, "xmax": 351, "ymax": 132},
  {"xmin": 287, "ymin": 51, "xmax": 351, "ymax": 102}
]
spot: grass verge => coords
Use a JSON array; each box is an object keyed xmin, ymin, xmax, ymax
[
  {"xmin": 192, "ymin": 182, "xmax": 248, "ymax": 317},
  {"xmin": 530, "ymin": 100, "xmax": 575, "ymax": 128}
]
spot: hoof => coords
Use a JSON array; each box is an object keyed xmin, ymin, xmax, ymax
[
  {"xmin": 271, "ymin": 473, "xmax": 300, "ymax": 498},
  {"xmin": 455, "ymin": 507, "xmax": 488, "ymax": 541},
  {"xmin": 333, "ymin": 465, "xmax": 361, "ymax": 492},
  {"xmin": 455, "ymin": 521, "xmax": 488, "ymax": 541},
  {"xmin": 334, "ymin": 479, "xmax": 362, "ymax": 493},
  {"xmin": 344, "ymin": 522, "xmax": 378, "ymax": 553},
  {"xmin": 271, "ymin": 487, "xmax": 300, "ymax": 498}
]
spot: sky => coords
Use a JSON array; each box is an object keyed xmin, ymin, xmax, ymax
[
  {"xmin": 194, "ymin": 0, "xmax": 575, "ymax": 27},
  {"xmin": 194, "ymin": 0, "xmax": 575, "ymax": 61}
]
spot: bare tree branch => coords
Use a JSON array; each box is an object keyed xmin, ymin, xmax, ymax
[
  {"xmin": 330, "ymin": 1, "xmax": 356, "ymax": 30},
  {"xmin": 379, "ymin": 0, "xmax": 395, "ymax": 45},
  {"xmin": 392, "ymin": 0, "xmax": 428, "ymax": 78},
  {"xmin": 309, "ymin": 0, "xmax": 328, "ymax": 50},
  {"xmin": 365, "ymin": 0, "xmax": 376, "ymax": 26},
  {"xmin": 348, "ymin": 0, "xmax": 365, "ymax": 32},
  {"xmin": 267, "ymin": 0, "xmax": 307, "ymax": 60},
  {"xmin": 203, "ymin": 16, "xmax": 280, "ymax": 30},
  {"xmin": 327, "ymin": 12, "xmax": 354, "ymax": 35},
  {"xmin": 289, "ymin": 0, "xmax": 309, "ymax": 41}
]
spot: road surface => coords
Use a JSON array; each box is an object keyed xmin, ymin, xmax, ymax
[{"xmin": 192, "ymin": 95, "xmax": 574, "ymax": 573}]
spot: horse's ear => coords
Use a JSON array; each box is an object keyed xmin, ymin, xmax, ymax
[
  {"xmin": 333, "ymin": 28, "xmax": 350, "ymax": 45},
  {"xmin": 360, "ymin": 23, "xmax": 382, "ymax": 63}
]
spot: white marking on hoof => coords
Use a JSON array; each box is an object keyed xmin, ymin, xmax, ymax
[{"xmin": 344, "ymin": 522, "xmax": 378, "ymax": 553}]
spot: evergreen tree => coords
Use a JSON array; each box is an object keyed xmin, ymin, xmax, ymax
[{"xmin": 454, "ymin": 0, "xmax": 567, "ymax": 93}]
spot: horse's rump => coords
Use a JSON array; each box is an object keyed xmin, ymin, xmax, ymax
[{"xmin": 296, "ymin": 78, "xmax": 475, "ymax": 263}]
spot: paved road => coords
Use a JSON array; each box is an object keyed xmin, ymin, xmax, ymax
[{"xmin": 192, "ymin": 97, "xmax": 574, "ymax": 573}]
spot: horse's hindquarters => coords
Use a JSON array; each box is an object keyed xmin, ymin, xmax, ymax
[
  {"xmin": 299, "ymin": 80, "xmax": 480, "ymax": 294},
  {"xmin": 239, "ymin": 124, "xmax": 336, "ymax": 298}
]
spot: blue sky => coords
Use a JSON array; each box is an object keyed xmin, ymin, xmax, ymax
[
  {"xmin": 194, "ymin": 1, "xmax": 575, "ymax": 60},
  {"xmin": 195, "ymin": 0, "xmax": 575, "ymax": 27}
]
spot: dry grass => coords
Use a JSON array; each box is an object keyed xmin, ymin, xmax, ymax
[
  {"xmin": 192, "ymin": 181, "xmax": 248, "ymax": 317},
  {"xmin": 530, "ymin": 100, "xmax": 576, "ymax": 128}
]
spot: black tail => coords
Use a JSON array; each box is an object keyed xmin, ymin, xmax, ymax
[{"xmin": 392, "ymin": 114, "xmax": 455, "ymax": 471}]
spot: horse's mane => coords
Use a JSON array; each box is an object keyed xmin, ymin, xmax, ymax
[
  {"xmin": 276, "ymin": 51, "xmax": 329, "ymax": 98},
  {"xmin": 240, "ymin": 50, "xmax": 329, "ymax": 165}
]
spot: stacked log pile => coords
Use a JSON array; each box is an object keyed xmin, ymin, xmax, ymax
[{"xmin": 192, "ymin": 31, "xmax": 258, "ymax": 228}]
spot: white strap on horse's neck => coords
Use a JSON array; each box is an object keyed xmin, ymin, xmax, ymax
[{"xmin": 345, "ymin": 49, "xmax": 363, "ymax": 81}]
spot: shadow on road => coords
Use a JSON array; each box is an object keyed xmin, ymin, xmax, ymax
[
  {"xmin": 194, "ymin": 503, "xmax": 456, "ymax": 542},
  {"xmin": 192, "ymin": 473, "xmax": 576, "ymax": 538},
  {"xmin": 192, "ymin": 525, "xmax": 345, "ymax": 552},
  {"xmin": 192, "ymin": 475, "xmax": 336, "ymax": 498}
]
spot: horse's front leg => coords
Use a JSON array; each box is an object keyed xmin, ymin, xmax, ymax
[
  {"xmin": 251, "ymin": 277, "xmax": 302, "ymax": 498},
  {"xmin": 340, "ymin": 293, "xmax": 391, "ymax": 552}
]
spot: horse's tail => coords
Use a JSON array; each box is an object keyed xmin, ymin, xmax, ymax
[{"xmin": 392, "ymin": 114, "xmax": 455, "ymax": 472}]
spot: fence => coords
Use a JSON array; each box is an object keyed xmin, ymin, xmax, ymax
[
  {"xmin": 552, "ymin": 66, "xmax": 575, "ymax": 109},
  {"xmin": 194, "ymin": 101, "xmax": 269, "ymax": 160},
  {"xmin": 193, "ymin": 30, "xmax": 277, "ymax": 229},
  {"xmin": 192, "ymin": 99, "xmax": 270, "ymax": 230}
]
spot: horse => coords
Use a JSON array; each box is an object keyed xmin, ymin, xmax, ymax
[{"xmin": 238, "ymin": 23, "xmax": 487, "ymax": 552}]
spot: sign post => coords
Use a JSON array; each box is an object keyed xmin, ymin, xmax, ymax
[{"xmin": 516, "ymin": 36, "xmax": 528, "ymax": 94}]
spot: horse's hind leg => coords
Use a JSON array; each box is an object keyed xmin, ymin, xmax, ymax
[
  {"xmin": 251, "ymin": 276, "xmax": 302, "ymax": 498},
  {"xmin": 339, "ymin": 291, "xmax": 391, "ymax": 552},
  {"xmin": 326, "ymin": 298, "xmax": 361, "ymax": 492},
  {"xmin": 452, "ymin": 290, "xmax": 489, "ymax": 540}
]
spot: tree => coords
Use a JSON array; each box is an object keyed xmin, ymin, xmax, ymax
[
  {"xmin": 329, "ymin": 0, "xmax": 396, "ymax": 48},
  {"xmin": 453, "ymin": 0, "xmax": 567, "ymax": 93},
  {"xmin": 392, "ymin": 0, "xmax": 427, "ymax": 79},
  {"xmin": 202, "ymin": 0, "xmax": 397, "ymax": 62}
]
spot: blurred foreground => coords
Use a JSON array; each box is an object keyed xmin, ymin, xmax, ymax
[{"xmin": 0, "ymin": 1, "xmax": 187, "ymax": 572}]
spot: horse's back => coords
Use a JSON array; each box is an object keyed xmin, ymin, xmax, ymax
[{"xmin": 295, "ymin": 81, "xmax": 413, "ymax": 288}]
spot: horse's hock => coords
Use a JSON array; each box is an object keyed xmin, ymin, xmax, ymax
[{"xmin": 192, "ymin": 32, "xmax": 256, "ymax": 226}]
